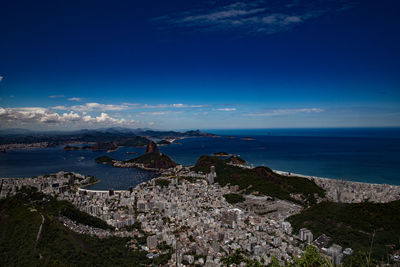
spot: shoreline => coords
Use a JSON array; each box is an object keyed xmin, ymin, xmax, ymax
[
  {"xmin": 2, "ymin": 163, "xmax": 400, "ymax": 204},
  {"xmin": 273, "ymin": 169, "xmax": 400, "ymax": 188},
  {"xmin": 273, "ymin": 169, "xmax": 400, "ymax": 203},
  {"xmin": 2, "ymin": 166, "xmax": 400, "ymax": 188},
  {"xmin": 78, "ymin": 179, "xmax": 101, "ymax": 190}
]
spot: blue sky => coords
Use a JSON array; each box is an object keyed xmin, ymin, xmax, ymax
[{"xmin": 0, "ymin": 0, "xmax": 399, "ymax": 130}]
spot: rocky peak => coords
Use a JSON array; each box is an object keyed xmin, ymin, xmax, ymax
[{"xmin": 145, "ymin": 141, "xmax": 159, "ymax": 154}]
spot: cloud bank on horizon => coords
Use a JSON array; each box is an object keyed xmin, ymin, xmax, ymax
[
  {"xmin": 1, "ymin": 100, "xmax": 399, "ymax": 130},
  {"xmin": 0, "ymin": 101, "xmax": 330, "ymax": 130}
]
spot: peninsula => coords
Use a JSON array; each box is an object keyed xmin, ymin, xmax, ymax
[{"xmin": 95, "ymin": 141, "xmax": 177, "ymax": 171}]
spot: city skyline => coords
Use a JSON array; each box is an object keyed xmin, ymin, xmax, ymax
[{"xmin": 1, "ymin": 0, "xmax": 399, "ymax": 130}]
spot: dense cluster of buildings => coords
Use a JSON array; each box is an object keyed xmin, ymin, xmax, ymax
[
  {"xmin": 59, "ymin": 216, "xmax": 135, "ymax": 238},
  {"xmin": 275, "ymin": 170, "xmax": 400, "ymax": 203},
  {"xmin": 0, "ymin": 171, "xmax": 91, "ymax": 198},
  {"xmin": 134, "ymin": 177, "xmax": 306, "ymax": 266},
  {"xmin": 0, "ymin": 142, "xmax": 49, "ymax": 151},
  {"xmin": 0, "ymin": 171, "xmax": 137, "ymax": 230},
  {"xmin": 312, "ymin": 177, "xmax": 400, "ymax": 203},
  {"xmin": 5, "ymin": 163, "xmax": 400, "ymax": 266}
]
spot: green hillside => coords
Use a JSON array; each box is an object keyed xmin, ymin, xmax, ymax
[
  {"xmin": 192, "ymin": 155, "xmax": 325, "ymax": 205},
  {"xmin": 0, "ymin": 188, "xmax": 169, "ymax": 266},
  {"xmin": 124, "ymin": 152, "xmax": 177, "ymax": 169},
  {"xmin": 95, "ymin": 155, "xmax": 115, "ymax": 165},
  {"xmin": 288, "ymin": 200, "xmax": 400, "ymax": 263}
]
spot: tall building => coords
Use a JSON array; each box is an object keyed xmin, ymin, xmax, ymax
[
  {"xmin": 324, "ymin": 244, "xmax": 343, "ymax": 265},
  {"xmin": 208, "ymin": 166, "xmax": 217, "ymax": 184},
  {"xmin": 147, "ymin": 235, "xmax": 158, "ymax": 250},
  {"xmin": 282, "ymin": 221, "xmax": 292, "ymax": 234},
  {"xmin": 299, "ymin": 228, "xmax": 313, "ymax": 244}
]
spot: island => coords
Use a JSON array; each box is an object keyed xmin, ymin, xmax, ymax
[
  {"xmin": 95, "ymin": 141, "xmax": 177, "ymax": 170},
  {"xmin": 62, "ymin": 145, "xmax": 80, "ymax": 151},
  {"xmin": 94, "ymin": 155, "xmax": 115, "ymax": 165}
]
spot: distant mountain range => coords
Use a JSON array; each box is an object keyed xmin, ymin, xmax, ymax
[{"xmin": 0, "ymin": 127, "xmax": 216, "ymax": 145}]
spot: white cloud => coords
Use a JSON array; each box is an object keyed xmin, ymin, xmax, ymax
[
  {"xmin": 172, "ymin": 103, "xmax": 205, "ymax": 108},
  {"xmin": 51, "ymin": 102, "xmax": 206, "ymax": 112},
  {"xmin": 141, "ymin": 103, "xmax": 205, "ymax": 109},
  {"xmin": 152, "ymin": 1, "xmax": 352, "ymax": 35},
  {"xmin": 53, "ymin": 102, "xmax": 130, "ymax": 112},
  {"xmin": 181, "ymin": 3, "xmax": 266, "ymax": 23},
  {"xmin": 246, "ymin": 108, "xmax": 324, "ymax": 116},
  {"xmin": 122, "ymin": 102, "xmax": 141, "ymax": 106},
  {"xmin": 0, "ymin": 106, "xmax": 136, "ymax": 126},
  {"xmin": 49, "ymin": 95, "xmax": 65, "ymax": 98},
  {"xmin": 52, "ymin": 105, "xmax": 67, "ymax": 110},
  {"xmin": 67, "ymin": 97, "xmax": 83, "ymax": 102},
  {"xmin": 139, "ymin": 111, "xmax": 167, "ymax": 115},
  {"xmin": 217, "ymin": 108, "xmax": 237, "ymax": 111}
]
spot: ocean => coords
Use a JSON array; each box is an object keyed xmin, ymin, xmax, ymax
[{"xmin": 0, "ymin": 128, "xmax": 399, "ymax": 189}]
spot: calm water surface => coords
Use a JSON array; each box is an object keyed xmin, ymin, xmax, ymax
[{"xmin": 1, "ymin": 128, "xmax": 399, "ymax": 189}]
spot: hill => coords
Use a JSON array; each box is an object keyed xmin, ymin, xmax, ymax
[
  {"xmin": 225, "ymin": 155, "xmax": 247, "ymax": 165},
  {"xmin": 287, "ymin": 200, "xmax": 400, "ymax": 263},
  {"xmin": 124, "ymin": 153, "xmax": 177, "ymax": 169},
  {"xmin": 94, "ymin": 156, "xmax": 115, "ymax": 165},
  {"xmin": 114, "ymin": 136, "xmax": 149, "ymax": 147},
  {"xmin": 192, "ymin": 155, "xmax": 325, "ymax": 205},
  {"xmin": 0, "ymin": 188, "xmax": 169, "ymax": 266},
  {"xmin": 0, "ymin": 128, "xmax": 216, "ymax": 146}
]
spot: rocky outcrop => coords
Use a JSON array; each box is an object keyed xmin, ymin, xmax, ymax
[{"xmin": 145, "ymin": 141, "xmax": 159, "ymax": 154}]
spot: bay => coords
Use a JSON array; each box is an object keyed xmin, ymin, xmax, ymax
[{"xmin": 1, "ymin": 128, "xmax": 399, "ymax": 189}]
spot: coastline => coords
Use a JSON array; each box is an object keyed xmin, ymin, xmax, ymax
[
  {"xmin": 273, "ymin": 169, "xmax": 397, "ymax": 187},
  {"xmin": 78, "ymin": 179, "xmax": 101, "ymax": 190},
  {"xmin": 274, "ymin": 169, "xmax": 400, "ymax": 203}
]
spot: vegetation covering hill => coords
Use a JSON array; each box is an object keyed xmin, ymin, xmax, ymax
[
  {"xmin": 135, "ymin": 129, "xmax": 216, "ymax": 139},
  {"xmin": 192, "ymin": 155, "xmax": 325, "ymax": 205},
  {"xmin": 62, "ymin": 145, "xmax": 80, "ymax": 150},
  {"xmin": 225, "ymin": 155, "xmax": 247, "ymax": 165},
  {"xmin": 91, "ymin": 141, "xmax": 118, "ymax": 151},
  {"xmin": 125, "ymin": 153, "xmax": 177, "ymax": 169},
  {"xmin": 0, "ymin": 188, "xmax": 169, "ymax": 266},
  {"xmin": 213, "ymin": 151, "xmax": 230, "ymax": 156},
  {"xmin": 0, "ymin": 128, "xmax": 213, "ymax": 146},
  {"xmin": 0, "ymin": 129, "xmax": 144, "ymax": 145},
  {"xmin": 94, "ymin": 155, "xmax": 114, "ymax": 165},
  {"xmin": 287, "ymin": 201, "xmax": 400, "ymax": 264},
  {"xmin": 223, "ymin": 193, "xmax": 245, "ymax": 204},
  {"xmin": 113, "ymin": 136, "xmax": 149, "ymax": 147}
]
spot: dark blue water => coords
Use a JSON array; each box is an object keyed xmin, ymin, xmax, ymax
[
  {"xmin": 0, "ymin": 128, "xmax": 399, "ymax": 188},
  {"xmin": 0, "ymin": 146, "xmax": 159, "ymax": 190}
]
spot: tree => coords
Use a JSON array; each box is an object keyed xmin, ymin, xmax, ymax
[{"xmin": 291, "ymin": 246, "xmax": 333, "ymax": 267}]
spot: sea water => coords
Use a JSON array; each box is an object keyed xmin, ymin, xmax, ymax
[{"xmin": 0, "ymin": 128, "xmax": 399, "ymax": 189}]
